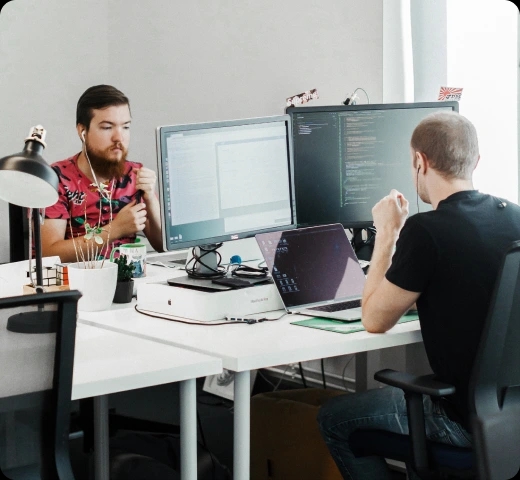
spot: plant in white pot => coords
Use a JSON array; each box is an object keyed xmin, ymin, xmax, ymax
[
  {"xmin": 66, "ymin": 181, "xmax": 118, "ymax": 311},
  {"xmin": 113, "ymin": 254, "xmax": 135, "ymax": 303}
]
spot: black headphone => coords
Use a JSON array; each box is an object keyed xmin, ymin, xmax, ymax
[{"xmin": 232, "ymin": 264, "xmax": 268, "ymax": 278}]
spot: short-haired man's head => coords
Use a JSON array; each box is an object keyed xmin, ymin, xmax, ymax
[
  {"xmin": 410, "ymin": 111, "xmax": 479, "ymax": 180},
  {"xmin": 76, "ymin": 85, "xmax": 130, "ymax": 129}
]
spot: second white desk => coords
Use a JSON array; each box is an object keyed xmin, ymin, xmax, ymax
[
  {"xmin": 79, "ymin": 299, "xmax": 422, "ymax": 480},
  {"xmin": 73, "ymin": 322, "xmax": 222, "ymax": 480}
]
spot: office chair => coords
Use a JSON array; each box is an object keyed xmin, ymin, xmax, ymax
[
  {"xmin": 0, "ymin": 290, "xmax": 81, "ymax": 479},
  {"xmin": 349, "ymin": 240, "xmax": 520, "ymax": 480}
]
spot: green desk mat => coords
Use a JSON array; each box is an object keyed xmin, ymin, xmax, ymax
[{"xmin": 291, "ymin": 313, "xmax": 419, "ymax": 334}]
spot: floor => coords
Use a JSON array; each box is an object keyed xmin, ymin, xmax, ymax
[{"xmin": 69, "ymin": 373, "xmax": 407, "ymax": 479}]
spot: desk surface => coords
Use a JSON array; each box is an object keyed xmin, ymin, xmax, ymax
[
  {"xmin": 72, "ymin": 323, "xmax": 222, "ymax": 400},
  {"xmin": 79, "ymin": 304, "xmax": 422, "ymax": 372}
]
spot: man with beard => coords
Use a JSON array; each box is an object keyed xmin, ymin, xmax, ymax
[
  {"xmin": 41, "ymin": 85, "xmax": 163, "ymax": 262},
  {"xmin": 318, "ymin": 111, "xmax": 520, "ymax": 479}
]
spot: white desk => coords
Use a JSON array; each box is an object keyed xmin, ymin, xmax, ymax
[
  {"xmin": 78, "ymin": 291, "xmax": 422, "ymax": 480},
  {"xmin": 73, "ymin": 323, "xmax": 222, "ymax": 480}
]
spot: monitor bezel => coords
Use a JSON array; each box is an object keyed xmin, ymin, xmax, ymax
[
  {"xmin": 286, "ymin": 101, "xmax": 460, "ymax": 229},
  {"xmin": 155, "ymin": 115, "xmax": 297, "ymax": 252}
]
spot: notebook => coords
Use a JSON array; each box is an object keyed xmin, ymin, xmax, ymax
[{"xmin": 255, "ymin": 224, "xmax": 366, "ymax": 321}]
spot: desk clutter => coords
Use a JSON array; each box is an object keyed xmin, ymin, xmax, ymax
[{"xmin": 23, "ymin": 263, "xmax": 69, "ymax": 294}]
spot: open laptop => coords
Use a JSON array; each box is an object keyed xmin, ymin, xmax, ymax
[{"xmin": 255, "ymin": 224, "xmax": 366, "ymax": 321}]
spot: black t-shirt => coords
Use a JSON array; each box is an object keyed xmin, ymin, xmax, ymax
[{"xmin": 386, "ymin": 190, "xmax": 520, "ymax": 427}]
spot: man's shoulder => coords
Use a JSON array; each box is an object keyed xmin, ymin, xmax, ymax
[
  {"xmin": 50, "ymin": 154, "xmax": 83, "ymax": 186},
  {"xmin": 51, "ymin": 154, "xmax": 79, "ymax": 168}
]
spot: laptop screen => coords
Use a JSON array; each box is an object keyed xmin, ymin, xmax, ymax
[{"xmin": 256, "ymin": 224, "xmax": 366, "ymax": 308}]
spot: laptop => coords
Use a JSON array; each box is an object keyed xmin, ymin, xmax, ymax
[{"xmin": 255, "ymin": 224, "xmax": 366, "ymax": 321}]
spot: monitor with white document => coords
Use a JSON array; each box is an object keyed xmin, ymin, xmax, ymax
[{"xmin": 155, "ymin": 115, "xmax": 296, "ymax": 282}]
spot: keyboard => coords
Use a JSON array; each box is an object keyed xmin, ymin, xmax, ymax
[{"xmin": 308, "ymin": 299, "xmax": 362, "ymax": 313}]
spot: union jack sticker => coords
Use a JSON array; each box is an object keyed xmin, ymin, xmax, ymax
[{"xmin": 438, "ymin": 86, "xmax": 463, "ymax": 101}]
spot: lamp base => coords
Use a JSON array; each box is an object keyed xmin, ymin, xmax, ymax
[{"xmin": 6, "ymin": 311, "xmax": 57, "ymax": 334}]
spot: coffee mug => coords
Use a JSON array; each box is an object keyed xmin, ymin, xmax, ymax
[{"xmin": 110, "ymin": 243, "xmax": 147, "ymax": 278}]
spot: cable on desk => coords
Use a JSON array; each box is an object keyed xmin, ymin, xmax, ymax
[
  {"xmin": 134, "ymin": 305, "xmax": 291, "ymax": 326},
  {"xmin": 298, "ymin": 362, "xmax": 308, "ymax": 388},
  {"xmin": 134, "ymin": 305, "xmax": 243, "ymax": 325},
  {"xmin": 185, "ymin": 243, "xmax": 227, "ymax": 279},
  {"xmin": 321, "ymin": 359, "xmax": 327, "ymax": 389},
  {"xmin": 231, "ymin": 264, "xmax": 268, "ymax": 278}
]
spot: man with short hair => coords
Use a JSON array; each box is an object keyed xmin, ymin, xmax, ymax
[
  {"xmin": 42, "ymin": 85, "xmax": 163, "ymax": 262},
  {"xmin": 318, "ymin": 111, "xmax": 520, "ymax": 479}
]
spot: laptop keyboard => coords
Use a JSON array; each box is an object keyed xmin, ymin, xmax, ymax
[{"xmin": 308, "ymin": 299, "xmax": 361, "ymax": 313}]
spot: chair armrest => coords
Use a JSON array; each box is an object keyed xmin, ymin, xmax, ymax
[{"xmin": 375, "ymin": 369, "xmax": 456, "ymax": 397}]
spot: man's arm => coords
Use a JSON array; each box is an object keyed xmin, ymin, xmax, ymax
[
  {"xmin": 362, "ymin": 189, "xmax": 420, "ymax": 333},
  {"xmin": 41, "ymin": 201, "xmax": 148, "ymax": 262},
  {"xmin": 135, "ymin": 166, "xmax": 164, "ymax": 253}
]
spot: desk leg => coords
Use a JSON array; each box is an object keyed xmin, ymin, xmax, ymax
[
  {"xmin": 234, "ymin": 371, "xmax": 250, "ymax": 480},
  {"xmin": 180, "ymin": 379, "xmax": 197, "ymax": 480},
  {"xmin": 93, "ymin": 395, "xmax": 109, "ymax": 480},
  {"xmin": 355, "ymin": 351, "xmax": 381, "ymax": 392}
]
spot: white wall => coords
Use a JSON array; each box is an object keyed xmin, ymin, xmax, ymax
[
  {"xmin": 0, "ymin": 0, "xmax": 384, "ymax": 263},
  {"xmin": 0, "ymin": 0, "xmax": 110, "ymax": 262},
  {"xmin": 447, "ymin": 0, "xmax": 518, "ymax": 203},
  {"xmin": 410, "ymin": 0, "xmax": 448, "ymax": 102},
  {"xmin": 383, "ymin": 0, "xmax": 414, "ymax": 102},
  {"xmin": 408, "ymin": 0, "xmax": 518, "ymax": 202}
]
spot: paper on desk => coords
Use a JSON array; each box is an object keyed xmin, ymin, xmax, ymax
[
  {"xmin": 0, "ymin": 256, "xmax": 60, "ymax": 297},
  {"xmin": 291, "ymin": 313, "xmax": 419, "ymax": 334}
]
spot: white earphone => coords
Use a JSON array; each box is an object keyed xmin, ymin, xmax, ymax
[{"xmin": 80, "ymin": 128, "xmax": 112, "ymax": 200}]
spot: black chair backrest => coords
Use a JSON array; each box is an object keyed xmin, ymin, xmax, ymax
[
  {"xmin": 8, "ymin": 204, "xmax": 28, "ymax": 262},
  {"xmin": 0, "ymin": 290, "xmax": 81, "ymax": 479},
  {"xmin": 469, "ymin": 240, "xmax": 520, "ymax": 480}
]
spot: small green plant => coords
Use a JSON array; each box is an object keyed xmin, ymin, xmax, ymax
[{"xmin": 113, "ymin": 255, "xmax": 135, "ymax": 282}]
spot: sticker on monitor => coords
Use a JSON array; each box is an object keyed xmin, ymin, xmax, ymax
[
  {"xmin": 438, "ymin": 86, "xmax": 463, "ymax": 101},
  {"xmin": 286, "ymin": 88, "xmax": 319, "ymax": 107}
]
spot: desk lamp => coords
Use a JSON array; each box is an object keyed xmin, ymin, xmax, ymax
[{"xmin": 0, "ymin": 126, "xmax": 59, "ymax": 333}]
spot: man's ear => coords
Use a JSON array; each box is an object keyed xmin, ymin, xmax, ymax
[
  {"xmin": 76, "ymin": 124, "xmax": 86, "ymax": 142},
  {"xmin": 416, "ymin": 151, "xmax": 429, "ymax": 174}
]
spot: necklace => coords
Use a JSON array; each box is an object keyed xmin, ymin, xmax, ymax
[{"xmin": 82, "ymin": 149, "xmax": 115, "ymax": 202}]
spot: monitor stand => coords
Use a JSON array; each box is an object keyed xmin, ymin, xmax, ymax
[{"xmin": 169, "ymin": 243, "xmax": 269, "ymax": 291}]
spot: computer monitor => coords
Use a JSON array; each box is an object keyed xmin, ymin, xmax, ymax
[
  {"xmin": 287, "ymin": 101, "xmax": 459, "ymax": 228},
  {"xmin": 156, "ymin": 115, "xmax": 296, "ymax": 279}
]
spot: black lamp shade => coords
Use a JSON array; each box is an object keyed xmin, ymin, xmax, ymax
[{"xmin": 0, "ymin": 139, "xmax": 58, "ymax": 208}]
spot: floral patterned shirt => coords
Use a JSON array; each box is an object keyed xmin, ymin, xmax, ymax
[{"xmin": 45, "ymin": 153, "xmax": 143, "ymax": 258}]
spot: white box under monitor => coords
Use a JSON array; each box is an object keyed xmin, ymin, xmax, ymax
[{"xmin": 137, "ymin": 281, "xmax": 284, "ymax": 322}]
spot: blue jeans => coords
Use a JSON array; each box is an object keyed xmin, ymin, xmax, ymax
[{"xmin": 317, "ymin": 386, "xmax": 472, "ymax": 480}]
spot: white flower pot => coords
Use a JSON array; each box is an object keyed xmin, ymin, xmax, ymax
[{"xmin": 67, "ymin": 261, "xmax": 117, "ymax": 311}]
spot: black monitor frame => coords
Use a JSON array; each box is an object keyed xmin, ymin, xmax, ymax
[
  {"xmin": 156, "ymin": 115, "xmax": 297, "ymax": 255},
  {"xmin": 287, "ymin": 101, "xmax": 459, "ymax": 229}
]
